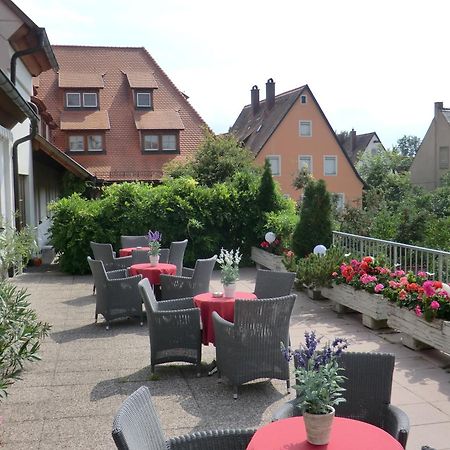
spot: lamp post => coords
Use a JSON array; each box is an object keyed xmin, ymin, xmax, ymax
[{"xmin": 265, "ymin": 232, "xmax": 276, "ymax": 244}]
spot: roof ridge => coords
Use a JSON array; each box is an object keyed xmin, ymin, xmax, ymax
[
  {"xmin": 242, "ymin": 84, "xmax": 306, "ymax": 109},
  {"xmin": 52, "ymin": 44, "xmax": 146, "ymax": 50}
]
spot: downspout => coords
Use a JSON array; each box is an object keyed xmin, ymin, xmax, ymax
[{"xmin": 12, "ymin": 104, "xmax": 38, "ymax": 230}]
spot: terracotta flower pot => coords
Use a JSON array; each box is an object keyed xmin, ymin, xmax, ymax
[{"xmin": 303, "ymin": 406, "xmax": 335, "ymax": 445}]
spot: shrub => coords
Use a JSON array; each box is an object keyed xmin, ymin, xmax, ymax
[
  {"xmin": 292, "ymin": 179, "xmax": 332, "ymax": 258},
  {"xmin": 0, "ymin": 281, "xmax": 50, "ymax": 399}
]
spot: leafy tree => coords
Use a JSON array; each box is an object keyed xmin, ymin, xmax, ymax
[
  {"xmin": 163, "ymin": 131, "xmax": 257, "ymax": 187},
  {"xmin": 256, "ymin": 159, "xmax": 278, "ymax": 214},
  {"xmin": 292, "ymin": 179, "xmax": 332, "ymax": 258},
  {"xmin": 395, "ymin": 135, "xmax": 421, "ymax": 157}
]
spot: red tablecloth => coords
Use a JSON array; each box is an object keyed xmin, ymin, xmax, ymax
[
  {"xmin": 119, "ymin": 247, "xmax": 150, "ymax": 257},
  {"xmin": 246, "ymin": 417, "xmax": 403, "ymax": 450},
  {"xmin": 129, "ymin": 263, "xmax": 176, "ymax": 285},
  {"xmin": 193, "ymin": 291, "xmax": 256, "ymax": 345}
]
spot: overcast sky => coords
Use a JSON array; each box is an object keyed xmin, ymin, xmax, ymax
[{"xmin": 14, "ymin": 0, "xmax": 450, "ymax": 148}]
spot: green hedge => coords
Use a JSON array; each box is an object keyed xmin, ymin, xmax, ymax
[{"xmin": 50, "ymin": 176, "xmax": 296, "ymax": 274}]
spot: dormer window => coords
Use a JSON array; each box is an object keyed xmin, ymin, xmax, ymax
[
  {"xmin": 136, "ymin": 92, "xmax": 152, "ymax": 108},
  {"xmin": 65, "ymin": 92, "xmax": 98, "ymax": 109}
]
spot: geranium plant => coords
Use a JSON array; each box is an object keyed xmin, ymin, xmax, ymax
[
  {"xmin": 282, "ymin": 331, "xmax": 348, "ymax": 415},
  {"xmin": 147, "ymin": 230, "xmax": 162, "ymax": 256},
  {"xmin": 217, "ymin": 248, "xmax": 242, "ymax": 285}
]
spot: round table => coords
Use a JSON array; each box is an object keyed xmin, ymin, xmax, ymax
[
  {"xmin": 119, "ymin": 247, "xmax": 150, "ymax": 257},
  {"xmin": 193, "ymin": 291, "xmax": 256, "ymax": 345},
  {"xmin": 246, "ymin": 417, "xmax": 403, "ymax": 450},
  {"xmin": 128, "ymin": 263, "xmax": 176, "ymax": 285}
]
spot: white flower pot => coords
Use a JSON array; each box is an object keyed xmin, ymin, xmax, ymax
[
  {"xmin": 303, "ymin": 406, "xmax": 335, "ymax": 445},
  {"xmin": 149, "ymin": 254, "xmax": 160, "ymax": 266},
  {"xmin": 223, "ymin": 283, "xmax": 236, "ymax": 298}
]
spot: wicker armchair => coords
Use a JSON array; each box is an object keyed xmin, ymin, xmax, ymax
[
  {"xmin": 112, "ymin": 386, "xmax": 255, "ymax": 450},
  {"xmin": 87, "ymin": 257, "xmax": 143, "ymax": 329},
  {"xmin": 272, "ymin": 352, "xmax": 410, "ymax": 448},
  {"xmin": 160, "ymin": 255, "xmax": 217, "ymax": 300},
  {"xmin": 90, "ymin": 241, "xmax": 132, "ymax": 271},
  {"xmin": 168, "ymin": 239, "xmax": 188, "ymax": 275},
  {"xmin": 138, "ymin": 278, "xmax": 202, "ymax": 374},
  {"xmin": 254, "ymin": 269, "xmax": 295, "ymax": 298},
  {"xmin": 120, "ymin": 235, "xmax": 148, "ymax": 248},
  {"xmin": 131, "ymin": 249, "xmax": 150, "ymax": 265},
  {"xmin": 212, "ymin": 294, "xmax": 296, "ymax": 399}
]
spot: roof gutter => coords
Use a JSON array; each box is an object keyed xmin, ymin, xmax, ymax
[{"xmin": 10, "ymin": 27, "xmax": 58, "ymax": 85}]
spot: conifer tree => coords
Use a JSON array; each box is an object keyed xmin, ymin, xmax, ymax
[{"xmin": 256, "ymin": 159, "xmax": 278, "ymax": 214}]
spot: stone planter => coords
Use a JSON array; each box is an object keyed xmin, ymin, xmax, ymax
[
  {"xmin": 387, "ymin": 305, "xmax": 450, "ymax": 353},
  {"xmin": 250, "ymin": 246, "xmax": 286, "ymax": 272},
  {"xmin": 321, "ymin": 284, "xmax": 389, "ymax": 329}
]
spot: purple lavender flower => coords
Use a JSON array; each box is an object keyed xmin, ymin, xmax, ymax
[{"xmin": 148, "ymin": 230, "xmax": 162, "ymax": 242}]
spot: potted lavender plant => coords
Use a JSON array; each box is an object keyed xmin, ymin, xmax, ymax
[{"xmin": 147, "ymin": 230, "xmax": 162, "ymax": 266}]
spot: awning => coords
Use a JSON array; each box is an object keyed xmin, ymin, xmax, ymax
[
  {"xmin": 125, "ymin": 71, "xmax": 158, "ymax": 89},
  {"xmin": 0, "ymin": 69, "xmax": 38, "ymax": 129},
  {"xmin": 33, "ymin": 135, "xmax": 94, "ymax": 180},
  {"xmin": 134, "ymin": 110, "xmax": 184, "ymax": 130},
  {"xmin": 60, "ymin": 110, "xmax": 111, "ymax": 130},
  {"xmin": 58, "ymin": 71, "xmax": 104, "ymax": 88}
]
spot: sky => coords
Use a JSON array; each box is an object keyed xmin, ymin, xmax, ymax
[{"xmin": 13, "ymin": 0, "xmax": 450, "ymax": 148}]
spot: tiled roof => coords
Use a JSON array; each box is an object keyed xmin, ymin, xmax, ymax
[
  {"xmin": 340, "ymin": 132, "xmax": 376, "ymax": 163},
  {"xmin": 230, "ymin": 86, "xmax": 306, "ymax": 155},
  {"xmin": 134, "ymin": 110, "xmax": 184, "ymax": 130},
  {"xmin": 35, "ymin": 45, "xmax": 207, "ymax": 181},
  {"xmin": 60, "ymin": 110, "xmax": 111, "ymax": 130},
  {"xmin": 58, "ymin": 71, "xmax": 104, "ymax": 88},
  {"xmin": 125, "ymin": 71, "xmax": 158, "ymax": 89}
]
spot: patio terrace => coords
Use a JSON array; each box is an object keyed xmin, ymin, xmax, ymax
[{"xmin": 0, "ymin": 267, "xmax": 449, "ymax": 449}]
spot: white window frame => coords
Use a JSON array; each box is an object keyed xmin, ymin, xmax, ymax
[
  {"xmin": 335, "ymin": 193, "xmax": 345, "ymax": 211},
  {"xmin": 87, "ymin": 135, "xmax": 103, "ymax": 152},
  {"xmin": 68, "ymin": 135, "xmax": 84, "ymax": 152},
  {"xmin": 324, "ymin": 155, "xmax": 338, "ymax": 176},
  {"xmin": 266, "ymin": 155, "xmax": 281, "ymax": 176},
  {"xmin": 66, "ymin": 92, "xmax": 81, "ymax": 108},
  {"xmin": 162, "ymin": 134, "xmax": 177, "ymax": 151},
  {"xmin": 299, "ymin": 120, "xmax": 312, "ymax": 137},
  {"xmin": 298, "ymin": 155, "xmax": 313, "ymax": 173},
  {"xmin": 143, "ymin": 134, "xmax": 159, "ymax": 151},
  {"xmin": 83, "ymin": 92, "xmax": 98, "ymax": 108},
  {"xmin": 300, "ymin": 94, "xmax": 307, "ymax": 104},
  {"xmin": 136, "ymin": 92, "xmax": 152, "ymax": 108}
]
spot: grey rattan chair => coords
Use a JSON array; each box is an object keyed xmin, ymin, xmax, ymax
[
  {"xmin": 87, "ymin": 257, "xmax": 143, "ymax": 329},
  {"xmin": 138, "ymin": 278, "xmax": 202, "ymax": 374},
  {"xmin": 168, "ymin": 239, "xmax": 188, "ymax": 275},
  {"xmin": 160, "ymin": 255, "xmax": 217, "ymax": 300},
  {"xmin": 422, "ymin": 447, "xmax": 437, "ymax": 450},
  {"xmin": 120, "ymin": 235, "xmax": 148, "ymax": 248},
  {"xmin": 112, "ymin": 386, "xmax": 255, "ymax": 450},
  {"xmin": 90, "ymin": 241, "xmax": 131, "ymax": 271},
  {"xmin": 213, "ymin": 294, "xmax": 296, "ymax": 399},
  {"xmin": 254, "ymin": 269, "xmax": 295, "ymax": 298},
  {"xmin": 272, "ymin": 352, "xmax": 410, "ymax": 448},
  {"xmin": 131, "ymin": 249, "xmax": 150, "ymax": 265},
  {"xmin": 158, "ymin": 248, "xmax": 170, "ymax": 263}
]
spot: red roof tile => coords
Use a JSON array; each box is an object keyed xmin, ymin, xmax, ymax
[
  {"xmin": 60, "ymin": 110, "xmax": 111, "ymax": 130},
  {"xmin": 134, "ymin": 110, "xmax": 184, "ymax": 130},
  {"xmin": 125, "ymin": 71, "xmax": 158, "ymax": 89},
  {"xmin": 58, "ymin": 71, "xmax": 104, "ymax": 88}
]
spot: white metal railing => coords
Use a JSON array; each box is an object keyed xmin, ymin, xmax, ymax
[{"xmin": 332, "ymin": 231, "xmax": 450, "ymax": 283}]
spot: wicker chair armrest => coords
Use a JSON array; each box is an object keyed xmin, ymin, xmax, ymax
[
  {"xmin": 153, "ymin": 307, "xmax": 200, "ymax": 326},
  {"xmin": 182, "ymin": 267, "xmax": 195, "ymax": 277},
  {"xmin": 106, "ymin": 268, "xmax": 128, "ymax": 280},
  {"xmin": 212, "ymin": 311, "xmax": 235, "ymax": 344},
  {"xmin": 158, "ymin": 297, "xmax": 195, "ymax": 311},
  {"xmin": 384, "ymin": 405, "xmax": 410, "ymax": 448},
  {"xmin": 160, "ymin": 274, "xmax": 193, "ymax": 299},
  {"xmin": 271, "ymin": 398, "xmax": 298, "ymax": 421},
  {"xmin": 107, "ymin": 274, "xmax": 142, "ymax": 286},
  {"xmin": 159, "ymin": 248, "xmax": 170, "ymax": 263},
  {"xmin": 113, "ymin": 255, "xmax": 132, "ymax": 267},
  {"xmin": 167, "ymin": 428, "xmax": 256, "ymax": 450}
]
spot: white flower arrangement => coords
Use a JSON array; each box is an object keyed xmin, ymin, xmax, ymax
[{"xmin": 217, "ymin": 248, "xmax": 242, "ymax": 286}]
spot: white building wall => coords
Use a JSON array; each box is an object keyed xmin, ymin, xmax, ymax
[{"xmin": 0, "ymin": 125, "xmax": 14, "ymax": 224}]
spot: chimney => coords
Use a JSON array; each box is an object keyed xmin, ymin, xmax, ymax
[
  {"xmin": 350, "ymin": 129, "xmax": 356, "ymax": 153},
  {"xmin": 266, "ymin": 78, "xmax": 275, "ymax": 110},
  {"xmin": 435, "ymin": 101, "xmax": 443, "ymax": 117},
  {"xmin": 251, "ymin": 85, "xmax": 260, "ymax": 115}
]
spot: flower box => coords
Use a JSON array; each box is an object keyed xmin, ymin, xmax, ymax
[
  {"xmin": 321, "ymin": 284, "xmax": 389, "ymax": 330},
  {"xmin": 250, "ymin": 246, "xmax": 286, "ymax": 272},
  {"xmin": 387, "ymin": 305, "xmax": 450, "ymax": 353}
]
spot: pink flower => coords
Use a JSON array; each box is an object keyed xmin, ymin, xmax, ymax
[
  {"xmin": 430, "ymin": 300, "xmax": 440, "ymax": 310},
  {"xmin": 394, "ymin": 270, "xmax": 406, "ymax": 277},
  {"xmin": 399, "ymin": 276, "xmax": 408, "ymax": 286},
  {"xmin": 389, "ymin": 280, "xmax": 400, "ymax": 289},
  {"xmin": 360, "ymin": 274, "xmax": 377, "ymax": 284},
  {"xmin": 423, "ymin": 280, "xmax": 436, "ymax": 297},
  {"xmin": 415, "ymin": 305, "xmax": 423, "ymax": 317},
  {"xmin": 418, "ymin": 271, "xmax": 427, "ymax": 278},
  {"xmin": 399, "ymin": 289, "xmax": 407, "ymax": 300},
  {"xmin": 332, "ymin": 272, "xmax": 338, "ymax": 277},
  {"xmin": 374, "ymin": 284, "xmax": 384, "ymax": 293}
]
